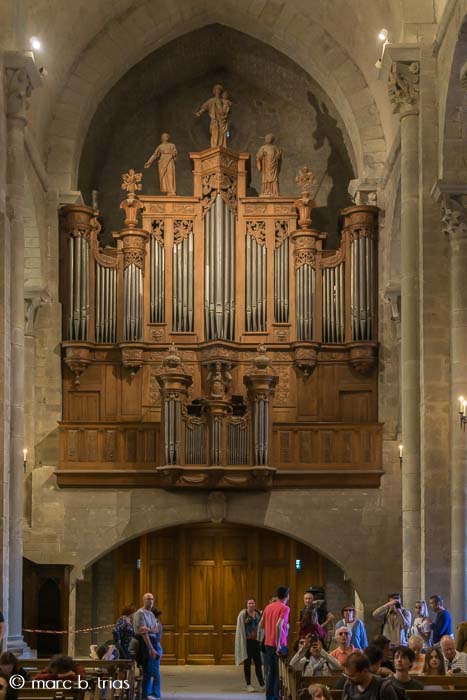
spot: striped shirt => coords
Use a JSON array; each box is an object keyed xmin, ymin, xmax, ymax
[{"xmin": 443, "ymin": 651, "xmax": 467, "ymax": 674}]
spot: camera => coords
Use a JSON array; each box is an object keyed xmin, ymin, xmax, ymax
[{"xmin": 394, "ymin": 602, "xmax": 401, "ymax": 609}]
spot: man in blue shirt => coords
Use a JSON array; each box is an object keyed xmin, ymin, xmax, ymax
[{"xmin": 429, "ymin": 594, "xmax": 452, "ymax": 644}]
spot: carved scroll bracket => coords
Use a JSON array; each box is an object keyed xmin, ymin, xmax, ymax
[
  {"xmin": 347, "ymin": 341, "xmax": 378, "ymax": 375},
  {"xmin": 246, "ymin": 220, "xmax": 266, "ymax": 246},
  {"xmin": 63, "ymin": 344, "xmax": 92, "ymax": 387},
  {"xmin": 120, "ymin": 344, "xmax": 145, "ymax": 376},
  {"xmin": 202, "ymin": 171, "xmax": 238, "ymax": 215},
  {"xmin": 292, "ymin": 342, "xmax": 320, "ymax": 378}
]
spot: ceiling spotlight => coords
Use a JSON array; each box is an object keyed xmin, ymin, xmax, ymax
[
  {"xmin": 378, "ymin": 28, "xmax": 389, "ymax": 42},
  {"xmin": 30, "ymin": 36, "xmax": 41, "ymax": 51}
]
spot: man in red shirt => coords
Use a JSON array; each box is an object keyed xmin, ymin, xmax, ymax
[{"xmin": 258, "ymin": 586, "xmax": 290, "ymax": 700}]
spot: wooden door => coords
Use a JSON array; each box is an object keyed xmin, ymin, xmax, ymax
[{"xmin": 116, "ymin": 523, "xmax": 324, "ymax": 664}]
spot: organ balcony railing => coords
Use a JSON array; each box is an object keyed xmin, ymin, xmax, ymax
[{"xmin": 57, "ymin": 147, "xmax": 381, "ymax": 490}]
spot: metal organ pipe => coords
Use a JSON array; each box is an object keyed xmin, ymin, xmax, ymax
[
  {"xmin": 150, "ymin": 234, "xmax": 165, "ymax": 324},
  {"xmin": 253, "ymin": 399, "xmax": 269, "ymax": 466},
  {"xmin": 94, "ymin": 262, "xmax": 118, "ymax": 344},
  {"xmin": 322, "ymin": 263, "xmax": 344, "ymax": 343},
  {"xmin": 67, "ymin": 233, "xmax": 89, "ymax": 341},
  {"xmin": 296, "ymin": 263, "xmax": 314, "ymax": 341},
  {"xmin": 123, "ymin": 262, "xmax": 143, "ymax": 341},
  {"xmin": 274, "ymin": 236, "xmax": 289, "ymax": 323},
  {"xmin": 350, "ymin": 232, "xmax": 374, "ymax": 341},
  {"xmin": 204, "ymin": 195, "xmax": 235, "ymax": 340}
]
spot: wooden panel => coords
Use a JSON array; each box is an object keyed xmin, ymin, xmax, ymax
[
  {"xmin": 68, "ymin": 393, "xmax": 100, "ymax": 421},
  {"xmin": 59, "ymin": 423, "xmax": 160, "ymax": 470},
  {"xmin": 114, "ymin": 540, "xmax": 140, "ymax": 618},
  {"xmin": 272, "ymin": 422, "xmax": 382, "ymax": 471},
  {"xmin": 340, "ymin": 390, "xmax": 371, "ymax": 422},
  {"xmin": 189, "ymin": 564, "xmax": 214, "ymax": 625},
  {"xmin": 114, "ymin": 523, "xmax": 328, "ymax": 665}
]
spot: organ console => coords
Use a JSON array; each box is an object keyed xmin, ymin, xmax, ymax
[{"xmin": 57, "ymin": 142, "xmax": 382, "ymax": 489}]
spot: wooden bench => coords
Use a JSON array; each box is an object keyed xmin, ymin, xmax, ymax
[
  {"xmin": 19, "ymin": 660, "xmax": 137, "ymax": 700},
  {"xmin": 329, "ymin": 692, "xmax": 467, "ymax": 699}
]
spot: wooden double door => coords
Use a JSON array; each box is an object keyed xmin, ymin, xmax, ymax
[{"xmin": 115, "ymin": 523, "xmax": 324, "ymax": 664}]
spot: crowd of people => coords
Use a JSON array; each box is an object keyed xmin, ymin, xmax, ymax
[
  {"xmin": 0, "ymin": 587, "xmax": 464, "ymax": 700},
  {"xmin": 234, "ymin": 587, "xmax": 467, "ymax": 699}
]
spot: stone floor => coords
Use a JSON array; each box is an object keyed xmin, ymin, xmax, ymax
[{"xmin": 161, "ymin": 665, "xmax": 264, "ymax": 698}]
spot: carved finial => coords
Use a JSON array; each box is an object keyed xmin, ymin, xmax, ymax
[
  {"xmin": 295, "ymin": 166, "xmax": 316, "ymax": 195},
  {"xmin": 120, "ymin": 170, "xmax": 144, "ymax": 228},
  {"xmin": 252, "ymin": 344, "xmax": 271, "ymax": 371},
  {"xmin": 294, "ymin": 166, "xmax": 316, "ymax": 229},
  {"xmin": 121, "ymin": 169, "xmax": 143, "ymax": 195},
  {"xmin": 162, "ymin": 343, "xmax": 182, "ymax": 369}
]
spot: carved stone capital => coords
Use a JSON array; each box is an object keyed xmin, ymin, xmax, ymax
[
  {"xmin": 24, "ymin": 292, "xmax": 49, "ymax": 334},
  {"xmin": 4, "ymin": 52, "xmax": 41, "ymax": 122},
  {"xmin": 387, "ymin": 61, "xmax": 420, "ymax": 115},
  {"xmin": 384, "ymin": 287, "xmax": 401, "ymax": 339},
  {"xmin": 431, "ymin": 181, "xmax": 467, "ymax": 241},
  {"xmin": 460, "ymin": 61, "xmax": 467, "ymax": 91},
  {"xmin": 441, "ymin": 196, "xmax": 467, "ymax": 240}
]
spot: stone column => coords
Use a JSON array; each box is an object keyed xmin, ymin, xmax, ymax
[
  {"xmin": 4, "ymin": 52, "xmax": 40, "ymax": 652},
  {"xmin": 439, "ymin": 190, "xmax": 467, "ymax": 623},
  {"xmin": 386, "ymin": 56, "xmax": 421, "ymax": 608}
]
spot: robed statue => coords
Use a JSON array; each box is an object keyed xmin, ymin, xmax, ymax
[
  {"xmin": 195, "ymin": 84, "xmax": 231, "ymax": 148},
  {"xmin": 256, "ymin": 134, "xmax": 282, "ymax": 196},
  {"xmin": 144, "ymin": 133, "xmax": 177, "ymax": 195}
]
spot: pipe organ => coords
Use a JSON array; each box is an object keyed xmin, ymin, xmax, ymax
[{"xmin": 58, "ymin": 145, "xmax": 382, "ymax": 490}]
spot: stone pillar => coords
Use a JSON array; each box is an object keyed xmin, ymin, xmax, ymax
[
  {"xmin": 438, "ymin": 189, "xmax": 467, "ymax": 623},
  {"xmin": 4, "ymin": 52, "xmax": 40, "ymax": 653},
  {"xmin": 386, "ymin": 56, "xmax": 421, "ymax": 608}
]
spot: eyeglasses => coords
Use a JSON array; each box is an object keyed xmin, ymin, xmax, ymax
[{"xmin": 344, "ymin": 609, "xmax": 355, "ymax": 613}]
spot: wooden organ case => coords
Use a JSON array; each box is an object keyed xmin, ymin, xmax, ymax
[{"xmin": 57, "ymin": 146, "xmax": 382, "ymax": 489}]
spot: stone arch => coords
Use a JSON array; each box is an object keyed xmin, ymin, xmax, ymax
[
  {"xmin": 43, "ymin": 487, "xmax": 399, "ymax": 613},
  {"xmin": 438, "ymin": 9, "xmax": 467, "ymax": 181},
  {"xmin": 46, "ymin": 0, "xmax": 387, "ymax": 191}
]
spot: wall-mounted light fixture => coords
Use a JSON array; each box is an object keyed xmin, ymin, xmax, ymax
[
  {"xmin": 29, "ymin": 37, "xmax": 41, "ymax": 51},
  {"xmin": 375, "ymin": 29, "xmax": 390, "ymax": 69},
  {"xmin": 23, "ymin": 448, "xmax": 27, "ymax": 470},
  {"xmin": 398, "ymin": 444, "xmax": 403, "ymax": 468}
]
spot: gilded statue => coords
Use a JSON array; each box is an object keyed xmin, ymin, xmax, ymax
[
  {"xmin": 144, "ymin": 133, "xmax": 177, "ymax": 195},
  {"xmin": 256, "ymin": 134, "xmax": 282, "ymax": 196},
  {"xmin": 195, "ymin": 84, "xmax": 231, "ymax": 148}
]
